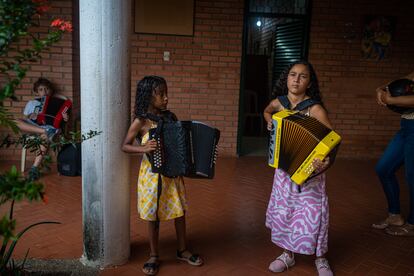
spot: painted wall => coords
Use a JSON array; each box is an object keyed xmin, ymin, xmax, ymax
[{"xmin": 309, "ymin": 0, "xmax": 414, "ymax": 158}]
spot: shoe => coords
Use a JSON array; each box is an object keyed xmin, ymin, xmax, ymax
[
  {"xmin": 385, "ymin": 223, "xmax": 414, "ymax": 236},
  {"xmin": 269, "ymin": 251, "xmax": 295, "ymax": 273},
  {"xmin": 372, "ymin": 214, "xmax": 404, "ymax": 229},
  {"xmin": 142, "ymin": 255, "xmax": 159, "ymax": 275},
  {"xmin": 28, "ymin": 166, "xmax": 41, "ymax": 181},
  {"xmin": 315, "ymin": 258, "xmax": 334, "ymax": 276},
  {"xmin": 176, "ymin": 249, "xmax": 203, "ymax": 266}
]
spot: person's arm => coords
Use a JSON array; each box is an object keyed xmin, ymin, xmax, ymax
[
  {"xmin": 310, "ymin": 104, "xmax": 332, "ymax": 129},
  {"xmin": 381, "ymin": 93, "xmax": 414, "ymax": 107},
  {"xmin": 378, "ymin": 71, "xmax": 414, "ymax": 108},
  {"xmin": 263, "ymin": 99, "xmax": 281, "ymax": 130},
  {"xmin": 376, "ymin": 84, "xmax": 387, "ymax": 106},
  {"xmin": 23, "ymin": 100, "xmax": 39, "ymax": 120},
  {"xmin": 310, "ymin": 104, "xmax": 333, "ymax": 170},
  {"xmin": 121, "ymin": 118, "xmax": 157, "ymax": 154},
  {"xmin": 27, "ymin": 113, "xmax": 37, "ymax": 120}
]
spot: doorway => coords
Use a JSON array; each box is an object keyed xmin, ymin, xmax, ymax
[{"xmin": 238, "ymin": 0, "xmax": 312, "ymax": 156}]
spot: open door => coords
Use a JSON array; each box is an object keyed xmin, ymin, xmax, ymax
[{"xmin": 238, "ymin": 0, "xmax": 311, "ymax": 156}]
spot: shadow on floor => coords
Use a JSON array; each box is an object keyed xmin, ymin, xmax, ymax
[{"xmin": 1, "ymin": 157, "xmax": 413, "ymax": 275}]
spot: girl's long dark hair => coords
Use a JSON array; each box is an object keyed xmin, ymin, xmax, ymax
[
  {"xmin": 134, "ymin": 75, "xmax": 166, "ymax": 119},
  {"xmin": 273, "ymin": 60, "xmax": 322, "ymax": 103}
]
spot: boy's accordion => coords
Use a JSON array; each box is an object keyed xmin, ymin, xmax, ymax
[
  {"xmin": 149, "ymin": 121, "xmax": 220, "ymax": 178},
  {"xmin": 268, "ymin": 110, "xmax": 341, "ymax": 185},
  {"xmin": 36, "ymin": 95, "xmax": 72, "ymax": 128}
]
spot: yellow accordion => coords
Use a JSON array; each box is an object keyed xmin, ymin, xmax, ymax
[{"xmin": 268, "ymin": 109, "xmax": 341, "ymax": 185}]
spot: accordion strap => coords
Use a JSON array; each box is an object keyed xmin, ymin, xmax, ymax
[
  {"xmin": 278, "ymin": 95, "xmax": 320, "ymax": 111},
  {"xmin": 145, "ymin": 111, "xmax": 176, "ymax": 135},
  {"xmin": 278, "ymin": 95, "xmax": 291, "ymax": 109},
  {"xmin": 144, "ymin": 110, "xmax": 177, "ymax": 123}
]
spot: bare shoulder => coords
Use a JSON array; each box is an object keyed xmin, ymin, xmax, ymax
[
  {"xmin": 310, "ymin": 104, "xmax": 327, "ymax": 114},
  {"xmin": 310, "ymin": 104, "xmax": 332, "ymax": 128},
  {"xmin": 265, "ymin": 98, "xmax": 283, "ymax": 113},
  {"xmin": 131, "ymin": 117, "xmax": 144, "ymax": 128},
  {"xmin": 128, "ymin": 117, "xmax": 147, "ymax": 135}
]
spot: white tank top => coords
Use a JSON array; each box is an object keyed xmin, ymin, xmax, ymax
[{"xmin": 401, "ymin": 112, "xmax": 414, "ymax": 120}]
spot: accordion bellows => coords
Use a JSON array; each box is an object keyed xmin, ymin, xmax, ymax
[
  {"xmin": 36, "ymin": 96, "xmax": 72, "ymax": 128},
  {"xmin": 268, "ymin": 110, "xmax": 341, "ymax": 185},
  {"xmin": 149, "ymin": 121, "xmax": 220, "ymax": 178}
]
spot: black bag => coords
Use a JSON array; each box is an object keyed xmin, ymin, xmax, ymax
[{"xmin": 57, "ymin": 143, "xmax": 81, "ymax": 176}]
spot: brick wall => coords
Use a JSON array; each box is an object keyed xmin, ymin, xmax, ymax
[
  {"xmin": 0, "ymin": 0, "xmax": 75, "ymax": 161},
  {"xmin": 309, "ymin": 0, "xmax": 414, "ymax": 158},
  {"xmin": 2, "ymin": 0, "xmax": 414, "ymax": 161},
  {"xmin": 130, "ymin": 0, "xmax": 244, "ymax": 156}
]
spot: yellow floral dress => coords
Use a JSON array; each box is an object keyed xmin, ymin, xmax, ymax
[{"xmin": 137, "ymin": 126, "xmax": 187, "ymax": 221}]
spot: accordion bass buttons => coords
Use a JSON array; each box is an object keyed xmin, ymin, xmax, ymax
[{"xmin": 213, "ymin": 146, "xmax": 218, "ymax": 164}]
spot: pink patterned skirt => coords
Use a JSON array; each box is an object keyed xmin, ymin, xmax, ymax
[{"xmin": 265, "ymin": 168, "xmax": 329, "ymax": 256}]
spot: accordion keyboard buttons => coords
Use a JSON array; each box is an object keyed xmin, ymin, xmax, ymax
[{"xmin": 153, "ymin": 137, "xmax": 162, "ymax": 168}]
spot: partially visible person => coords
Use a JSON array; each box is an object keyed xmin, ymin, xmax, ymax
[
  {"xmin": 372, "ymin": 71, "xmax": 414, "ymax": 236},
  {"xmin": 15, "ymin": 77, "xmax": 69, "ymax": 180},
  {"xmin": 263, "ymin": 60, "xmax": 334, "ymax": 276}
]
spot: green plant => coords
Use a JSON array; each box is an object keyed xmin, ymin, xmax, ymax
[
  {"xmin": 0, "ymin": 166, "xmax": 60, "ymax": 274},
  {"xmin": 0, "ymin": 0, "xmax": 76, "ymax": 273},
  {"xmin": 0, "ymin": 0, "xmax": 72, "ymax": 101}
]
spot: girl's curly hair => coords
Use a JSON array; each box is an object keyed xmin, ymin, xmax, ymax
[
  {"xmin": 273, "ymin": 60, "xmax": 322, "ymax": 103},
  {"xmin": 134, "ymin": 75, "xmax": 166, "ymax": 119}
]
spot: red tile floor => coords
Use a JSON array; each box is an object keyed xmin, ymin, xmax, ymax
[{"xmin": 1, "ymin": 157, "xmax": 414, "ymax": 275}]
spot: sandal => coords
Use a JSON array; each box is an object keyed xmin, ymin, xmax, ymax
[
  {"xmin": 142, "ymin": 255, "xmax": 159, "ymax": 275},
  {"xmin": 315, "ymin": 258, "xmax": 333, "ymax": 276},
  {"xmin": 269, "ymin": 251, "xmax": 295, "ymax": 273},
  {"xmin": 385, "ymin": 223, "xmax": 414, "ymax": 236},
  {"xmin": 176, "ymin": 249, "xmax": 203, "ymax": 266},
  {"xmin": 371, "ymin": 214, "xmax": 404, "ymax": 229}
]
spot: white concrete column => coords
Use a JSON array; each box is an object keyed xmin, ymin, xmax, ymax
[{"xmin": 79, "ymin": 0, "xmax": 131, "ymax": 268}]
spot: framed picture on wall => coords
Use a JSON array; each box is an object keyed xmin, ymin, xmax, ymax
[
  {"xmin": 361, "ymin": 15, "xmax": 396, "ymax": 60},
  {"xmin": 134, "ymin": 0, "xmax": 195, "ymax": 36}
]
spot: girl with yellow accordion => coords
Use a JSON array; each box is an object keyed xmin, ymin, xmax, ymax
[{"xmin": 263, "ymin": 60, "xmax": 335, "ymax": 276}]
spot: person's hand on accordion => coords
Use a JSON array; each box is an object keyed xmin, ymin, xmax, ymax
[
  {"xmin": 376, "ymin": 85, "xmax": 388, "ymax": 106},
  {"xmin": 142, "ymin": 139, "xmax": 157, "ymax": 153},
  {"xmin": 28, "ymin": 112, "xmax": 38, "ymax": 121},
  {"xmin": 62, "ymin": 111, "xmax": 69, "ymax": 122},
  {"xmin": 267, "ymin": 120, "xmax": 273, "ymax": 131},
  {"xmin": 312, "ymin": 157, "xmax": 330, "ymax": 174}
]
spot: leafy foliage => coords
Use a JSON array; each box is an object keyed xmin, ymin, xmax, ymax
[
  {"xmin": 0, "ymin": 0, "xmax": 76, "ymax": 273},
  {"xmin": 0, "ymin": 0, "xmax": 72, "ymax": 101}
]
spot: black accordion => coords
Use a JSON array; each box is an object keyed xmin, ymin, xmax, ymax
[
  {"xmin": 148, "ymin": 120, "xmax": 220, "ymax": 178},
  {"xmin": 268, "ymin": 110, "xmax": 341, "ymax": 185}
]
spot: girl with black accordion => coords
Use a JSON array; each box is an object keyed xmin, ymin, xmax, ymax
[{"xmin": 122, "ymin": 76, "xmax": 203, "ymax": 276}]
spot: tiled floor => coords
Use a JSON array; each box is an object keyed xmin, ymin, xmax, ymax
[{"xmin": 1, "ymin": 157, "xmax": 414, "ymax": 276}]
